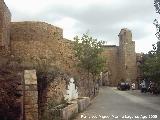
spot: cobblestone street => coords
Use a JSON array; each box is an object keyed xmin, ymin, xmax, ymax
[{"xmin": 75, "ymin": 87, "xmax": 160, "ymax": 120}]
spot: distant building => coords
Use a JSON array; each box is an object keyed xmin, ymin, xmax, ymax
[{"xmin": 101, "ymin": 28, "xmax": 141, "ymax": 86}]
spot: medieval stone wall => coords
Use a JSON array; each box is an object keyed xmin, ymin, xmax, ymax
[
  {"xmin": 101, "ymin": 29, "xmax": 137, "ymax": 85},
  {"xmin": 10, "ymin": 21, "xmax": 63, "ymax": 42},
  {"xmin": 10, "ymin": 22, "xmax": 137, "ymax": 86},
  {"xmin": 102, "ymin": 46, "xmax": 119, "ymax": 86},
  {"xmin": 46, "ymin": 76, "xmax": 67, "ymax": 106},
  {"xmin": 125, "ymin": 41, "xmax": 137, "ymax": 82},
  {"xmin": 9, "ymin": 21, "xmax": 93, "ymax": 98},
  {"xmin": 118, "ymin": 28, "xmax": 137, "ymax": 83},
  {"xmin": 0, "ymin": 0, "xmax": 138, "ymax": 89},
  {"xmin": 10, "ymin": 22, "xmax": 77, "ymax": 74},
  {"xmin": 0, "ymin": 0, "xmax": 11, "ymax": 54},
  {"xmin": 10, "ymin": 22, "xmax": 61, "ymax": 62},
  {"xmin": 24, "ymin": 70, "xmax": 38, "ymax": 120}
]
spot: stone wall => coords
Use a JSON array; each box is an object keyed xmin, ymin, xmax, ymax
[
  {"xmin": 37, "ymin": 71, "xmax": 70, "ymax": 119},
  {"xmin": 46, "ymin": 75, "xmax": 67, "ymax": 107},
  {"xmin": 118, "ymin": 28, "xmax": 137, "ymax": 83},
  {"xmin": 102, "ymin": 45, "xmax": 119, "ymax": 86},
  {"xmin": 10, "ymin": 21, "xmax": 94, "ymax": 99},
  {"xmin": 101, "ymin": 29, "xmax": 137, "ymax": 85},
  {"xmin": 11, "ymin": 21, "xmax": 62, "ymax": 42},
  {"xmin": 10, "ymin": 22, "xmax": 77, "ymax": 74},
  {"xmin": 24, "ymin": 70, "xmax": 38, "ymax": 120},
  {"xmin": 0, "ymin": 0, "xmax": 11, "ymax": 55}
]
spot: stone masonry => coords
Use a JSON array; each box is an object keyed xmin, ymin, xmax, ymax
[
  {"xmin": 102, "ymin": 28, "xmax": 137, "ymax": 85},
  {"xmin": 10, "ymin": 21, "xmax": 77, "ymax": 75},
  {"xmin": 118, "ymin": 28, "xmax": 137, "ymax": 83},
  {"xmin": 24, "ymin": 70, "xmax": 38, "ymax": 120},
  {"xmin": 102, "ymin": 45, "xmax": 119, "ymax": 86},
  {"xmin": 0, "ymin": 0, "xmax": 139, "ymax": 87},
  {"xmin": 0, "ymin": 0, "xmax": 11, "ymax": 55}
]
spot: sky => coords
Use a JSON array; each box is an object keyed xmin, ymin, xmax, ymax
[{"xmin": 4, "ymin": 0, "xmax": 160, "ymax": 53}]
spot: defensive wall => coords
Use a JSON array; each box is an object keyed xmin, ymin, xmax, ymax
[
  {"xmin": 10, "ymin": 21, "xmax": 76, "ymax": 74},
  {"xmin": 0, "ymin": 0, "xmax": 138, "ymax": 87},
  {"xmin": 0, "ymin": 1, "xmax": 140, "ymax": 119}
]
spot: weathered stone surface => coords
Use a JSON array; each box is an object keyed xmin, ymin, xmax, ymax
[
  {"xmin": 10, "ymin": 22, "xmax": 77, "ymax": 77},
  {"xmin": 24, "ymin": 104, "xmax": 38, "ymax": 109},
  {"xmin": 25, "ymin": 91, "xmax": 38, "ymax": 97},
  {"xmin": 46, "ymin": 75, "xmax": 67, "ymax": 104},
  {"xmin": 101, "ymin": 28, "xmax": 137, "ymax": 86},
  {"xmin": 102, "ymin": 45, "xmax": 119, "ymax": 86},
  {"xmin": 24, "ymin": 70, "xmax": 38, "ymax": 120},
  {"xmin": 0, "ymin": 0, "xmax": 11, "ymax": 55},
  {"xmin": 62, "ymin": 103, "xmax": 78, "ymax": 120},
  {"xmin": 1, "ymin": 0, "xmax": 139, "ymax": 99},
  {"xmin": 25, "ymin": 84, "xmax": 37, "ymax": 91},
  {"xmin": 24, "ymin": 70, "xmax": 37, "ymax": 85},
  {"xmin": 77, "ymin": 97, "xmax": 90, "ymax": 112},
  {"xmin": 25, "ymin": 113, "xmax": 38, "ymax": 120},
  {"xmin": 118, "ymin": 28, "xmax": 137, "ymax": 84},
  {"xmin": 25, "ymin": 96, "xmax": 38, "ymax": 104},
  {"xmin": 0, "ymin": 1, "xmax": 141, "ymax": 120}
]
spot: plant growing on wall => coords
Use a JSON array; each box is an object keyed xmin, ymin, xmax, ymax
[{"xmin": 73, "ymin": 33, "xmax": 106, "ymax": 96}]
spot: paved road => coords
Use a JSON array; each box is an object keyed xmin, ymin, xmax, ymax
[{"xmin": 74, "ymin": 87, "xmax": 160, "ymax": 120}]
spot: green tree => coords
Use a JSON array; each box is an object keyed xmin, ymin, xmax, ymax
[
  {"xmin": 141, "ymin": 44, "xmax": 160, "ymax": 82},
  {"xmin": 141, "ymin": 0, "xmax": 160, "ymax": 83},
  {"xmin": 73, "ymin": 33, "xmax": 106, "ymax": 96}
]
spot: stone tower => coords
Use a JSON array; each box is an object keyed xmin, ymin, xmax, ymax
[
  {"xmin": 0, "ymin": 0, "xmax": 11, "ymax": 54},
  {"xmin": 118, "ymin": 28, "xmax": 137, "ymax": 83}
]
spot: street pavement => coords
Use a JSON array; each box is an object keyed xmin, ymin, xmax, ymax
[{"xmin": 74, "ymin": 87, "xmax": 160, "ymax": 120}]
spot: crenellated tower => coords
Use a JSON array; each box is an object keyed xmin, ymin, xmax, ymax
[{"xmin": 118, "ymin": 28, "xmax": 137, "ymax": 83}]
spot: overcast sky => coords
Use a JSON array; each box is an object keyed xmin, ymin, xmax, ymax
[{"xmin": 5, "ymin": 0, "xmax": 160, "ymax": 53}]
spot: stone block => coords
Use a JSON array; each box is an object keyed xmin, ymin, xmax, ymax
[
  {"xmin": 24, "ymin": 104, "xmax": 38, "ymax": 110},
  {"xmin": 25, "ymin": 84, "xmax": 37, "ymax": 91},
  {"xmin": 16, "ymin": 85, "xmax": 23, "ymax": 91},
  {"xmin": 61, "ymin": 103, "xmax": 78, "ymax": 120},
  {"xmin": 25, "ymin": 91, "xmax": 38, "ymax": 97},
  {"xmin": 23, "ymin": 70, "xmax": 38, "ymax": 120},
  {"xmin": 77, "ymin": 97, "xmax": 90, "ymax": 112},
  {"xmin": 25, "ymin": 112, "xmax": 38, "ymax": 120},
  {"xmin": 24, "ymin": 70, "xmax": 37, "ymax": 85},
  {"xmin": 24, "ymin": 96, "xmax": 38, "ymax": 105}
]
